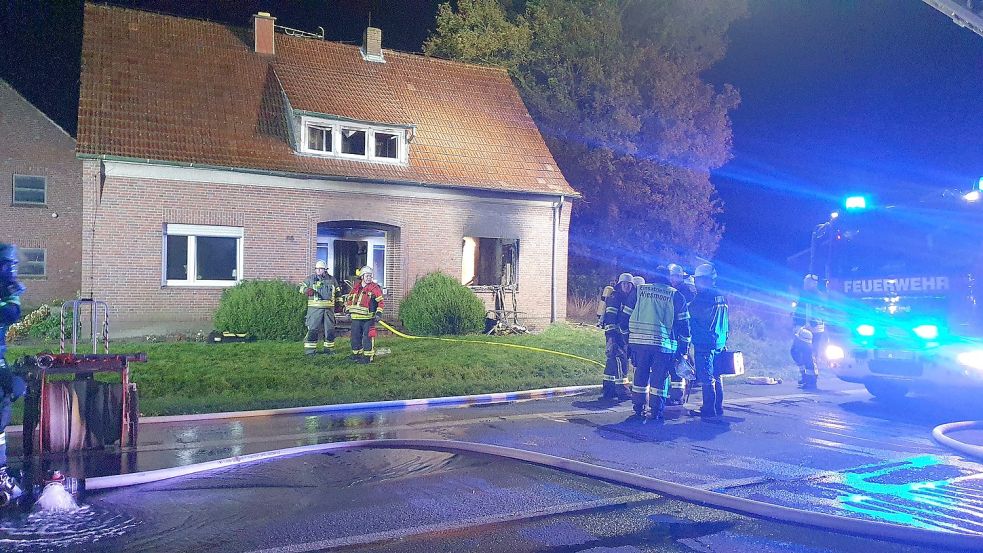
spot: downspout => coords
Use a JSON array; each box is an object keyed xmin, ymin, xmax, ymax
[{"xmin": 550, "ymin": 195, "xmax": 565, "ymax": 323}]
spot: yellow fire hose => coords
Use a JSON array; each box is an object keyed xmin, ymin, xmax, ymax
[{"xmin": 376, "ymin": 320, "xmax": 604, "ymax": 368}]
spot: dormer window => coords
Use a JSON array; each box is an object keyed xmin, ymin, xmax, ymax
[
  {"xmin": 299, "ymin": 115, "xmax": 407, "ymax": 164},
  {"xmin": 341, "ymin": 128, "xmax": 366, "ymax": 156},
  {"xmin": 307, "ymin": 125, "xmax": 332, "ymax": 153}
]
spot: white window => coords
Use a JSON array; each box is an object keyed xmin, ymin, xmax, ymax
[
  {"xmin": 374, "ymin": 131, "xmax": 399, "ymax": 159},
  {"xmin": 19, "ymin": 248, "xmax": 46, "ymax": 278},
  {"xmin": 299, "ymin": 116, "xmax": 407, "ymax": 164},
  {"xmin": 306, "ymin": 125, "xmax": 332, "ymax": 153},
  {"xmin": 341, "ymin": 128, "xmax": 367, "ymax": 156},
  {"xmin": 462, "ymin": 238, "xmax": 519, "ymax": 287},
  {"xmin": 163, "ymin": 224, "xmax": 243, "ymax": 287},
  {"xmin": 13, "ymin": 175, "xmax": 46, "ymax": 205}
]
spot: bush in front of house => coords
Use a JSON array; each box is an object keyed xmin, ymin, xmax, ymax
[
  {"xmin": 213, "ymin": 280, "xmax": 306, "ymax": 341},
  {"xmin": 399, "ymin": 272, "xmax": 486, "ymax": 336}
]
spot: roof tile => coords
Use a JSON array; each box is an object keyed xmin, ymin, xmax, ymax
[{"xmin": 77, "ymin": 4, "xmax": 576, "ymax": 197}]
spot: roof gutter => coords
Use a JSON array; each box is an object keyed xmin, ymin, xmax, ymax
[{"xmin": 76, "ymin": 152, "xmax": 581, "ymax": 201}]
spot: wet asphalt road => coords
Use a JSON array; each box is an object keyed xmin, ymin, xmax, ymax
[{"xmin": 2, "ymin": 378, "xmax": 981, "ymax": 552}]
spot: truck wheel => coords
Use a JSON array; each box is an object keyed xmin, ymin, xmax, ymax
[{"xmin": 865, "ymin": 381, "xmax": 909, "ymax": 400}]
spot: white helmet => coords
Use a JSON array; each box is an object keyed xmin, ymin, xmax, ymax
[
  {"xmin": 617, "ymin": 272, "xmax": 633, "ymax": 284},
  {"xmin": 631, "ymin": 276, "xmax": 646, "ymax": 287},
  {"xmin": 694, "ymin": 263, "xmax": 717, "ymax": 279},
  {"xmin": 360, "ymin": 265, "xmax": 374, "ymax": 276},
  {"xmin": 315, "ymin": 260, "xmax": 327, "ymax": 270},
  {"xmin": 667, "ymin": 263, "xmax": 686, "ymax": 277}
]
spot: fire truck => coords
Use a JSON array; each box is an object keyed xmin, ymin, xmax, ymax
[{"xmin": 807, "ymin": 185, "xmax": 983, "ymax": 399}]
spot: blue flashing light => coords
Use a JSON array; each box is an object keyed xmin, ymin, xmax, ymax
[
  {"xmin": 913, "ymin": 324, "xmax": 939, "ymax": 340},
  {"xmin": 856, "ymin": 324, "xmax": 876, "ymax": 337},
  {"xmin": 845, "ymin": 196, "xmax": 868, "ymax": 210}
]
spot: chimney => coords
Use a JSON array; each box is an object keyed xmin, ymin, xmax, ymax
[
  {"xmin": 253, "ymin": 12, "xmax": 275, "ymax": 55},
  {"xmin": 361, "ymin": 27, "xmax": 384, "ymax": 62}
]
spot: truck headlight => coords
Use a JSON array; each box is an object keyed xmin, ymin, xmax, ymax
[
  {"xmin": 956, "ymin": 350, "xmax": 983, "ymax": 372},
  {"xmin": 825, "ymin": 344, "xmax": 845, "ymax": 361},
  {"xmin": 913, "ymin": 325, "xmax": 939, "ymax": 340}
]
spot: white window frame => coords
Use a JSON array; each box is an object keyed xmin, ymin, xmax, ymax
[
  {"xmin": 305, "ymin": 123, "xmax": 333, "ymax": 154},
  {"xmin": 12, "ymin": 174, "xmax": 47, "ymax": 205},
  {"xmin": 19, "ymin": 247, "xmax": 46, "ymax": 278},
  {"xmin": 163, "ymin": 224, "xmax": 244, "ymax": 287},
  {"xmin": 299, "ymin": 115, "xmax": 407, "ymax": 165}
]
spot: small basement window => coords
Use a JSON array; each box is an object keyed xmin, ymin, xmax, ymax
[
  {"xmin": 163, "ymin": 224, "xmax": 243, "ymax": 287},
  {"xmin": 13, "ymin": 175, "xmax": 46, "ymax": 205},
  {"xmin": 462, "ymin": 238, "xmax": 519, "ymax": 287},
  {"xmin": 19, "ymin": 248, "xmax": 46, "ymax": 278}
]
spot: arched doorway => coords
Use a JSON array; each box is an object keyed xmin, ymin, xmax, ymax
[{"xmin": 316, "ymin": 220, "xmax": 399, "ymax": 298}]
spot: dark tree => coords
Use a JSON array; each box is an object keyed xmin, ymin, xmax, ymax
[{"xmin": 425, "ymin": 0, "xmax": 746, "ymax": 292}]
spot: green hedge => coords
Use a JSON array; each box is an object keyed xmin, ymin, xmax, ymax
[
  {"xmin": 399, "ymin": 272, "xmax": 486, "ymax": 336},
  {"xmin": 213, "ymin": 280, "xmax": 306, "ymax": 341}
]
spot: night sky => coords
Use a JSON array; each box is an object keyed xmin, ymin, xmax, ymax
[{"xmin": 2, "ymin": 0, "xmax": 981, "ymax": 273}]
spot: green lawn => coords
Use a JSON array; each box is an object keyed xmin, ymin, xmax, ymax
[{"xmin": 7, "ymin": 323, "xmax": 606, "ymax": 417}]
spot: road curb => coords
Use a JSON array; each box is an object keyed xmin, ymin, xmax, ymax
[{"xmin": 5, "ymin": 384, "xmax": 601, "ymax": 432}]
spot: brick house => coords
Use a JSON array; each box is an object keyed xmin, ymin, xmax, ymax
[
  {"xmin": 76, "ymin": 4, "xmax": 576, "ymax": 334},
  {"xmin": 0, "ymin": 79, "xmax": 82, "ymax": 305}
]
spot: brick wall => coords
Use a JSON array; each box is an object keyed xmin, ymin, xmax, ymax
[
  {"xmin": 0, "ymin": 81, "xmax": 82, "ymax": 305},
  {"xmin": 81, "ymin": 161, "xmax": 570, "ymax": 334}
]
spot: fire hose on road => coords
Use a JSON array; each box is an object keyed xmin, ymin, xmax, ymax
[
  {"xmin": 933, "ymin": 420, "xmax": 983, "ymax": 461},
  {"xmin": 84, "ymin": 438, "xmax": 983, "ymax": 551}
]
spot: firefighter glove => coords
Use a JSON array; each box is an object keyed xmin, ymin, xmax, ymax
[{"xmin": 306, "ymin": 288, "xmax": 315, "ymax": 297}]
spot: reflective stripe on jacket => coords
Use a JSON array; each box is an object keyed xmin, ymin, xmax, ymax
[
  {"xmin": 299, "ymin": 274, "xmax": 340, "ymax": 309},
  {"xmin": 347, "ymin": 281, "xmax": 385, "ymax": 320},
  {"xmin": 627, "ymin": 283, "xmax": 691, "ymax": 353}
]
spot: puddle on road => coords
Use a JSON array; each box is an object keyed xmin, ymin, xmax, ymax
[
  {"xmin": 826, "ymin": 455, "xmax": 983, "ymax": 534},
  {"xmin": 0, "ymin": 504, "xmax": 139, "ymax": 552}
]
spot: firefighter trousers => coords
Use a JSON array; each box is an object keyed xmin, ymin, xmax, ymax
[
  {"xmin": 602, "ymin": 334, "xmax": 630, "ymax": 398},
  {"xmin": 629, "ymin": 345, "xmax": 673, "ymax": 418},
  {"xmin": 304, "ymin": 307, "xmax": 336, "ymax": 354},
  {"xmin": 694, "ymin": 347, "xmax": 724, "ymax": 416},
  {"xmin": 350, "ymin": 318, "xmax": 376, "ymax": 359}
]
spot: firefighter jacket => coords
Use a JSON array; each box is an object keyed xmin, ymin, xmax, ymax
[
  {"xmin": 347, "ymin": 280, "xmax": 385, "ymax": 320},
  {"xmin": 689, "ymin": 287, "xmax": 729, "ymax": 350},
  {"xmin": 793, "ymin": 287, "xmax": 826, "ymax": 333},
  {"xmin": 299, "ymin": 274, "xmax": 341, "ymax": 309},
  {"xmin": 0, "ymin": 282, "xmax": 22, "ymax": 395},
  {"xmin": 601, "ymin": 288, "xmax": 630, "ymax": 338},
  {"xmin": 626, "ymin": 283, "xmax": 691, "ymax": 355}
]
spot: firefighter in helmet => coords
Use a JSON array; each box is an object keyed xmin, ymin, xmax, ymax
[
  {"xmin": 626, "ymin": 266, "xmax": 691, "ymax": 421},
  {"xmin": 688, "ymin": 263, "xmax": 729, "ymax": 420},
  {"xmin": 0, "ymin": 243, "xmax": 27, "ymax": 502},
  {"xmin": 792, "ymin": 273, "xmax": 825, "ymax": 389},
  {"xmin": 346, "ymin": 265, "xmax": 385, "ymax": 363},
  {"xmin": 600, "ymin": 273, "xmax": 633, "ymax": 400},
  {"xmin": 666, "ymin": 264, "xmax": 695, "ymax": 406},
  {"xmin": 299, "ymin": 260, "xmax": 341, "ymax": 356}
]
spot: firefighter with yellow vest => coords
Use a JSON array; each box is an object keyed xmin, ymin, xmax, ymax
[
  {"xmin": 626, "ymin": 267, "xmax": 691, "ymax": 422},
  {"xmin": 299, "ymin": 260, "xmax": 341, "ymax": 356},
  {"xmin": 346, "ymin": 265, "xmax": 385, "ymax": 364}
]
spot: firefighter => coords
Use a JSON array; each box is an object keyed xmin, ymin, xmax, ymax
[
  {"xmin": 346, "ymin": 265, "xmax": 385, "ymax": 364},
  {"xmin": 688, "ymin": 264, "xmax": 729, "ymax": 420},
  {"xmin": 792, "ymin": 274, "xmax": 825, "ymax": 390},
  {"xmin": 0, "ymin": 243, "xmax": 26, "ymax": 501},
  {"xmin": 666, "ymin": 264, "xmax": 695, "ymax": 406},
  {"xmin": 299, "ymin": 260, "xmax": 341, "ymax": 356},
  {"xmin": 626, "ymin": 266, "xmax": 691, "ymax": 422},
  {"xmin": 600, "ymin": 273, "xmax": 633, "ymax": 400}
]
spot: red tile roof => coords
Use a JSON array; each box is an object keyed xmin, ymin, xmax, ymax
[{"xmin": 77, "ymin": 4, "xmax": 576, "ymax": 196}]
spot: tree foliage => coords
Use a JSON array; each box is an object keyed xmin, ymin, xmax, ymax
[{"xmin": 425, "ymin": 0, "xmax": 746, "ymax": 283}]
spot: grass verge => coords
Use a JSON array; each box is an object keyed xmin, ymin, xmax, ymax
[{"xmin": 7, "ymin": 323, "xmax": 605, "ymax": 419}]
